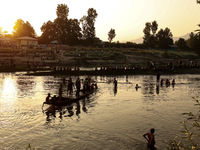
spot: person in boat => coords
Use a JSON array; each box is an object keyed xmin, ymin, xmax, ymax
[
  {"xmin": 143, "ymin": 128, "xmax": 156, "ymax": 149},
  {"xmin": 58, "ymin": 84, "xmax": 63, "ymax": 102},
  {"xmin": 46, "ymin": 93, "xmax": 51, "ymax": 103},
  {"xmin": 76, "ymin": 77, "xmax": 81, "ymax": 97},
  {"xmin": 85, "ymin": 78, "xmax": 90, "ymax": 91},
  {"xmin": 51, "ymin": 95, "xmax": 57, "ymax": 104},
  {"xmin": 67, "ymin": 77, "xmax": 74, "ymax": 95},
  {"xmin": 113, "ymin": 78, "xmax": 117, "ymax": 89}
]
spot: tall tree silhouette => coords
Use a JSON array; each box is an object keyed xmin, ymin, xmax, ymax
[
  {"xmin": 13, "ymin": 19, "xmax": 36, "ymax": 38},
  {"xmin": 80, "ymin": 8, "xmax": 98, "ymax": 45},
  {"xmin": 143, "ymin": 21, "xmax": 158, "ymax": 48},
  {"xmin": 108, "ymin": 28, "xmax": 116, "ymax": 43}
]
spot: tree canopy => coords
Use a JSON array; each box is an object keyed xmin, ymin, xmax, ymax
[
  {"xmin": 156, "ymin": 27, "xmax": 173, "ymax": 49},
  {"xmin": 80, "ymin": 8, "xmax": 98, "ymax": 45},
  {"xmin": 143, "ymin": 21, "xmax": 158, "ymax": 48},
  {"xmin": 13, "ymin": 19, "xmax": 36, "ymax": 38},
  {"xmin": 40, "ymin": 4, "xmax": 82, "ymax": 45},
  {"xmin": 56, "ymin": 4, "xmax": 69, "ymax": 19},
  {"xmin": 143, "ymin": 21, "xmax": 173, "ymax": 49}
]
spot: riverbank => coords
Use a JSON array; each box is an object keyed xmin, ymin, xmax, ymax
[
  {"xmin": 25, "ymin": 67, "xmax": 200, "ymax": 76},
  {"xmin": 0, "ymin": 46, "xmax": 199, "ymax": 75}
]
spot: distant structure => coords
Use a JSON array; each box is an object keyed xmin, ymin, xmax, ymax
[{"xmin": 16, "ymin": 36, "xmax": 38, "ymax": 48}]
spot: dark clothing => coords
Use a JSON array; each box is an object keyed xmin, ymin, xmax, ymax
[
  {"xmin": 113, "ymin": 79, "xmax": 117, "ymax": 89},
  {"xmin": 76, "ymin": 79, "xmax": 81, "ymax": 97}
]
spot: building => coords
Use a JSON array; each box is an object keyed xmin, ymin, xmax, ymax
[{"xmin": 16, "ymin": 36, "xmax": 38, "ymax": 48}]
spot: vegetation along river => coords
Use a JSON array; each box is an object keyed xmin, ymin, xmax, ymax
[{"xmin": 0, "ymin": 73, "xmax": 199, "ymax": 150}]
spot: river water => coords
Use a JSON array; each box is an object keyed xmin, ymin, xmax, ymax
[{"xmin": 0, "ymin": 73, "xmax": 199, "ymax": 150}]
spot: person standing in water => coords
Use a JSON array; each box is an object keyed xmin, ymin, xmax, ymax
[
  {"xmin": 143, "ymin": 128, "xmax": 156, "ymax": 149},
  {"xmin": 113, "ymin": 78, "xmax": 117, "ymax": 89},
  {"xmin": 156, "ymin": 73, "xmax": 160, "ymax": 82},
  {"xmin": 75, "ymin": 77, "xmax": 81, "ymax": 97}
]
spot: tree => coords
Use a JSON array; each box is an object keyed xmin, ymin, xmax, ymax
[
  {"xmin": 156, "ymin": 28, "xmax": 173, "ymax": 49},
  {"xmin": 66, "ymin": 19, "xmax": 82, "ymax": 45},
  {"xmin": 195, "ymin": 24, "xmax": 200, "ymax": 35},
  {"xmin": 175, "ymin": 38, "xmax": 188, "ymax": 51},
  {"xmin": 187, "ymin": 32, "xmax": 195, "ymax": 50},
  {"xmin": 151, "ymin": 21, "xmax": 158, "ymax": 36},
  {"xmin": 143, "ymin": 21, "xmax": 158, "ymax": 48},
  {"xmin": 13, "ymin": 19, "xmax": 36, "ymax": 38},
  {"xmin": 108, "ymin": 28, "xmax": 116, "ymax": 43},
  {"xmin": 40, "ymin": 21, "xmax": 56, "ymax": 44},
  {"xmin": 56, "ymin": 4, "xmax": 69, "ymax": 19},
  {"xmin": 40, "ymin": 4, "xmax": 82, "ymax": 45},
  {"xmin": 80, "ymin": 8, "xmax": 98, "ymax": 45}
]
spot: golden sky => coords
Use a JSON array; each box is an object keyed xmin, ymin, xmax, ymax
[{"xmin": 0, "ymin": 0, "xmax": 199, "ymax": 42}]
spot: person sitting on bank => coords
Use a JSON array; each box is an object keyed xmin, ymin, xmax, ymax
[{"xmin": 143, "ymin": 128, "xmax": 156, "ymax": 149}]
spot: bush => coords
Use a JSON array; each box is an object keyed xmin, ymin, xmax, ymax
[{"xmin": 168, "ymin": 98, "xmax": 200, "ymax": 149}]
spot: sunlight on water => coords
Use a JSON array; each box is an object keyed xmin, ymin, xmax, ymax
[
  {"xmin": 1, "ymin": 77, "xmax": 17, "ymax": 100},
  {"xmin": 0, "ymin": 73, "xmax": 199, "ymax": 150}
]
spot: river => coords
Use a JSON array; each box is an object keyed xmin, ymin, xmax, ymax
[{"xmin": 0, "ymin": 73, "xmax": 199, "ymax": 150}]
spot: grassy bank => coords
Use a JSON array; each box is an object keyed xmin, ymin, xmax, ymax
[{"xmin": 0, "ymin": 46, "xmax": 199, "ymax": 75}]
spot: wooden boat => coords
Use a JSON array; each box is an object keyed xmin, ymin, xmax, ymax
[{"xmin": 43, "ymin": 89, "xmax": 96, "ymax": 106}]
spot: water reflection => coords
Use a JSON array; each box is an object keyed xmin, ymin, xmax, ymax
[
  {"xmin": 43, "ymin": 97, "xmax": 94, "ymax": 123},
  {"xmin": 156, "ymin": 84, "xmax": 159, "ymax": 95}
]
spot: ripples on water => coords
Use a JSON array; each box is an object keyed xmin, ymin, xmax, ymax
[{"xmin": 0, "ymin": 73, "xmax": 199, "ymax": 150}]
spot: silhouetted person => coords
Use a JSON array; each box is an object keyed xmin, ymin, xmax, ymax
[
  {"xmin": 172, "ymin": 79, "xmax": 175, "ymax": 85},
  {"xmin": 113, "ymin": 78, "xmax": 117, "ymax": 89},
  {"xmin": 135, "ymin": 84, "xmax": 141, "ymax": 91},
  {"xmin": 46, "ymin": 93, "xmax": 51, "ymax": 103},
  {"xmin": 156, "ymin": 73, "xmax": 160, "ymax": 82},
  {"xmin": 67, "ymin": 77, "xmax": 74, "ymax": 95},
  {"xmin": 58, "ymin": 84, "xmax": 63, "ymax": 102},
  {"xmin": 156, "ymin": 85, "xmax": 159, "ymax": 95},
  {"xmin": 143, "ymin": 128, "xmax": 156, "ymax": 149},
  {"xmin": 76, "ymin": 77, "xmax": 81, "ymax": 97},
  {"xmin": 160, "ymin": 79, "xmax": 164, "ymax": 87}
]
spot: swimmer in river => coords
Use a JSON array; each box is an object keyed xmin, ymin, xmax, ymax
[{"xmin": 143, "ymin": 128, "xmax": 156, "ymax": 149}]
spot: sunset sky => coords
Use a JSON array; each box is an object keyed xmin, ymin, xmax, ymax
[{"xmin": 0, "ymin": 0, "xmax": 200, "ymax": 42}]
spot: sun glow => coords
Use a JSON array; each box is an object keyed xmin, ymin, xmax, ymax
[{"xmin": 0, "ymin": 0, "xmax": 199, "ymax": 41}]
